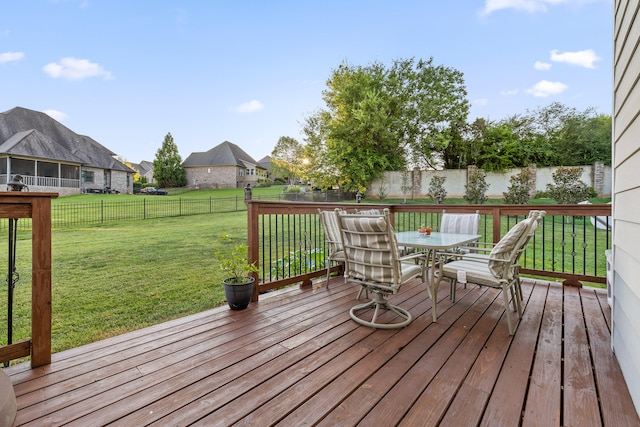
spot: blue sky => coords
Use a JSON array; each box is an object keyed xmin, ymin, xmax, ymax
[{"xmin": 0, "ymin": 0, "xmax": 612, "ymax": 164}]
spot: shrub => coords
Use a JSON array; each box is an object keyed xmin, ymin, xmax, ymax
[
  {"xmin": 376, "ymin": 176, "xmax": 388, "ymax": 200},
  {"xmin": 400, "ymin": 170, "xmax": 413, "ymax": 203},
  {"xmin": 504, "ymin": 167, "xmax": 533, "ymax": 204},
  {"xmin": 546, "ymin": 166, "xmax": 593, "ymax": 204},
  {"xmin": 427, "ymin": 176, "xmax": 447, "ymax": 204},
  {"xmin": 284, "ymin": 185, "xmax": 303, "ymax": 193},
  {"xmin": 464, "ymin": 168, "xmax": 489, "ymax": 204},
  {"xmin": 270, "ymin": 247, "xmax": 325, "ymax": 280}
]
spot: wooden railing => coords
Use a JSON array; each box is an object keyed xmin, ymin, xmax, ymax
[
  {"xmin": 246, "ymin": 201, "xmax": 613, "ymax": 301},
  {"xmin": 0, "ymin": 192, "xmax": 57, "ymax": 367}
]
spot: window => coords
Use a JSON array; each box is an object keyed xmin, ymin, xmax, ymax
[{"xmin": 82, "ymin": 170, "xmax": 94, "ymax": 183}]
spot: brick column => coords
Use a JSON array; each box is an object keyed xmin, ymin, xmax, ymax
[
  {"xmin": 592, "ymin": 162, "xmax": 604, "ymax": 197},
  {"xmin": 528, "ymin": 164, "xmax": 537, "ymax": 198},
  {"xmin": 412, "ymin": 167, "xmax": 421, "ymax": 198}
]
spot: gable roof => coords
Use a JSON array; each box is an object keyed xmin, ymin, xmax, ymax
[
  {"xmin": 130, "ymin": 160, "xmax": 154, "ymax": 176},
  {"xmin": 0, "ymin": 107, "xmax": 132, "ymax": 172},
  {"xmin": 0, "ymin": 130, "xmax": 82, "ymax": 163},
  {"xmin": 257, "ymin": 155, "xmax": 271, "ymax": 170},
  {"xmin": 183, "ymin": 141, "xmax": 265, "ymax": 169}
]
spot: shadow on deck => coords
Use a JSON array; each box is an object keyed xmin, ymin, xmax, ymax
[{"xmin": 5, "ymin": 277, "xmax": 639, "ymax": 426}]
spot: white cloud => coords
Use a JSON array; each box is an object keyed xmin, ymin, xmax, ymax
[
  {"xmin": 526, "ymin": 80, "xmax": 568, "ymax": 97},
  {"xmin": 234, "ymin": 100, "xmax": 264, "ymax": 113},
  {"xmin": 473, "ymin": 98, "xmax": 489, "ymax": 107},
  {"xmin": 44, "ymin": 109, "xmax": 68, "ymax": 121},
  {"xmin": 534, "ymin": 61, "xmax": 552, "ymax": 70},
  {"xmin": 481, "ymin": 0, "xmax": 594, "ymax": 15},
  {"xmin": 500, "ymin": 89, "xmax": 520, "ymax": 96},
  {"xmin": 49, "ymin": 0, "xmax": 89, "ymax": 7},
  {"xmin": 550, "ymin": 49, "xmax": 601, "ymax": 68},
  {"xmin": 42, "ymin": 57, "xmax": 112, "ymax": 81},
  {"xmin": 483, "ymin": 0, "xmax": 548, "ymax": 15},
  {"xmin": 0, "ymin": 51, "xmax": 25, "ymax": 64}
]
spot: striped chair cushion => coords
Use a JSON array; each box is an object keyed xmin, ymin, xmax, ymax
[
  {"xmin": 440, "ymin": 213, "xmax": 480, "ymax": 234},
  {"xmin": 341, "ymin": 216, "xmax": 397, "ymax": 283},
  {"xmin": 487, "ymin": 218, "xmax": 531, "ymax": 279},
  {"xmin": 320, "ymin": 210, "xmax": 343, "ymax": 251}
]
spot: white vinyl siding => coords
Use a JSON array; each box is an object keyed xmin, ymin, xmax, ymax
[{"xmin": 613, "ymin": 0, "xmax": 640, "ymax": 413}]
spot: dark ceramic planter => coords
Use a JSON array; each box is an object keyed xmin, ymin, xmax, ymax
[{"xmin": 223, "ymin": 277, "xmax": 255, "ymax": 310}]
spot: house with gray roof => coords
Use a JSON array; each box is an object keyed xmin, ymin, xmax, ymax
[
  {"xmin": 182, "ymin": 141, "xmax": 267, "ymax": 188},
  {"xmin": 129, "ymin": 160, "xmax": 155, "ymax": 183},
  {"xmin": 0, "ymin": 107, "xmax": 134, "ymax": 195}
]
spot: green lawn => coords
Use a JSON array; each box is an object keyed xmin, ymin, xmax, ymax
[
  {"xmin": 0, "ymin": 212, "xmax": 247, "ymax": 354},
  {"xmin": 56, "ymin": 184, "xmax": 286, "ymax": 203}
]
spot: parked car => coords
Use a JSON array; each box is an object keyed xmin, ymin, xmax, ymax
[{"xmin": 140, "ymin": 187, "xmax": 168, "ymax": 195}]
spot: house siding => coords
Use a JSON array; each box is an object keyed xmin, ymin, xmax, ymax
[
  {"xmin": 613, "ymin": 0, "xmax": 640, "ymax": 413},
  {"xmin": 82, "ymin": 167, "xmax": 106, "ymax": 192},
  {"xmin": 111, "ymin": 170, "xmax": 133, "ymax": 194},
  {"xmin": 185, "ymin": 165, "xmax": 243, "ymax": 189}
]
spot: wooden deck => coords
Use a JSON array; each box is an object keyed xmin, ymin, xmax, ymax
[{"xmin": 4, "ymin": 277, "xmax": 639, "ymax": 426}]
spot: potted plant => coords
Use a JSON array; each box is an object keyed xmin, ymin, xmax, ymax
[{"xmin": 216, "ymin": 233, "xmax": 259, "ymax": 310}]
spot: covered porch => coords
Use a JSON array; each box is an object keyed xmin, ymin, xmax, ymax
[{"xmin": 5, "ymin": 276, "xmax": 638, "ymax": 426}]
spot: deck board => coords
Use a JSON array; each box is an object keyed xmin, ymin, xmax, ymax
[
  {"xmin": 563, "ymin": 286, "xmax": 601, "ymax": 426},
  {"xmin": 4, "ymin": 277, "xmax": 639, "ymax": 426},
  {"xmin": 522, "ymin": 280, "xmax": 563, "ymax": 427}
]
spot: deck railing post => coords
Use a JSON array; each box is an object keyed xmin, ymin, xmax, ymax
[
  {"xmin": 246, "ymin": 200, "xmax": 260, "ymax": 302},
  {"xmin": 0, "ymin": 193, "xmax": 57, "ymax": 368}
]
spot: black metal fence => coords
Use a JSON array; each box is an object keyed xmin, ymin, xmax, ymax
[
  {"xmin": 246, "ymin": 202, "xmax": 613, "ymax": 294},
  {"xmin": 0, "ymin": 190, "xmax": 349, "ymax": 230}
]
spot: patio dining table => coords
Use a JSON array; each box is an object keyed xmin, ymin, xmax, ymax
[{"xmin": 395, "ymin": 231, "xmax": 481, "ymax": 321}]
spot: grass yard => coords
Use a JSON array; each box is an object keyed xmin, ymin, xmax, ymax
[
  {"xmin": 0, "ymin": 212, "xmax": 247, "ymax": 355},
  {"xmin": 57, "ymin": 184, "xmax": 287, "ymax": 203}
]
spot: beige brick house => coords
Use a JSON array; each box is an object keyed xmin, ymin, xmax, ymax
[{"xmin": 182, "ymin": 141, "xmax": 267, "ymax": 189}]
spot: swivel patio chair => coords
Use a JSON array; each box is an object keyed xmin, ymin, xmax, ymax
[{"xmin": 336, "ymin": 208, "xmax": 426, "ymax": 329}]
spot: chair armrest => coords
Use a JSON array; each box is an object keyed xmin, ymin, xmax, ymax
[{"xmin": 399, "ymin": 252, "xmax": 427, "ymax": 263}]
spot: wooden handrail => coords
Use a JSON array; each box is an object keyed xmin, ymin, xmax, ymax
[{"xmin": 246, "ymin": 201, "xmax": 612, "ymax": 299}]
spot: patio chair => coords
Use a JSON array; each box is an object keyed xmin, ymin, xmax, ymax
[
  {"xmin": 435, "ymin": 210, "xmax": 545, "ymax": 335},
  {"xmin": 439, "ymin": 210, "xmax": 480, "ymax": 256},
  {"xmin": 318, "ymin": 208, "xmax": 346, "ymax": 290},
  {"xmin": 450, "ymin": 210, "xmax": 545, "ymax": 302},
  {"xmin": 355, "ymin": 208, "xmax": 381, "ymax": 215},
  {"xmin": 336, "ymin": 208, "xmax": 426, "ymax": 329}
]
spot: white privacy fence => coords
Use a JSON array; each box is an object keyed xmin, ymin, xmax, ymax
[{"xmin": 370, "ymin": 163, "xmax": 611, "ymax": 199}]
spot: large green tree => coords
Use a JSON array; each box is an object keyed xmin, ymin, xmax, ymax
[
  {"xmin": 444, "ymin": 102, "xmax": 611, "ymax": 171},
  {"xmin": 153, "ymin": 132, "xmax": 186, "ymax": 188},
  {"xmin": 301, "ymin": 110, "xmax": 338, "ymax": 189},
  {"xmin": 304, "ymin": 57, "xmax": 469, "ymax": 191},
  {"xmin": 271, "ymin": 136, "xmax": 304, "ymax": 184}
]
